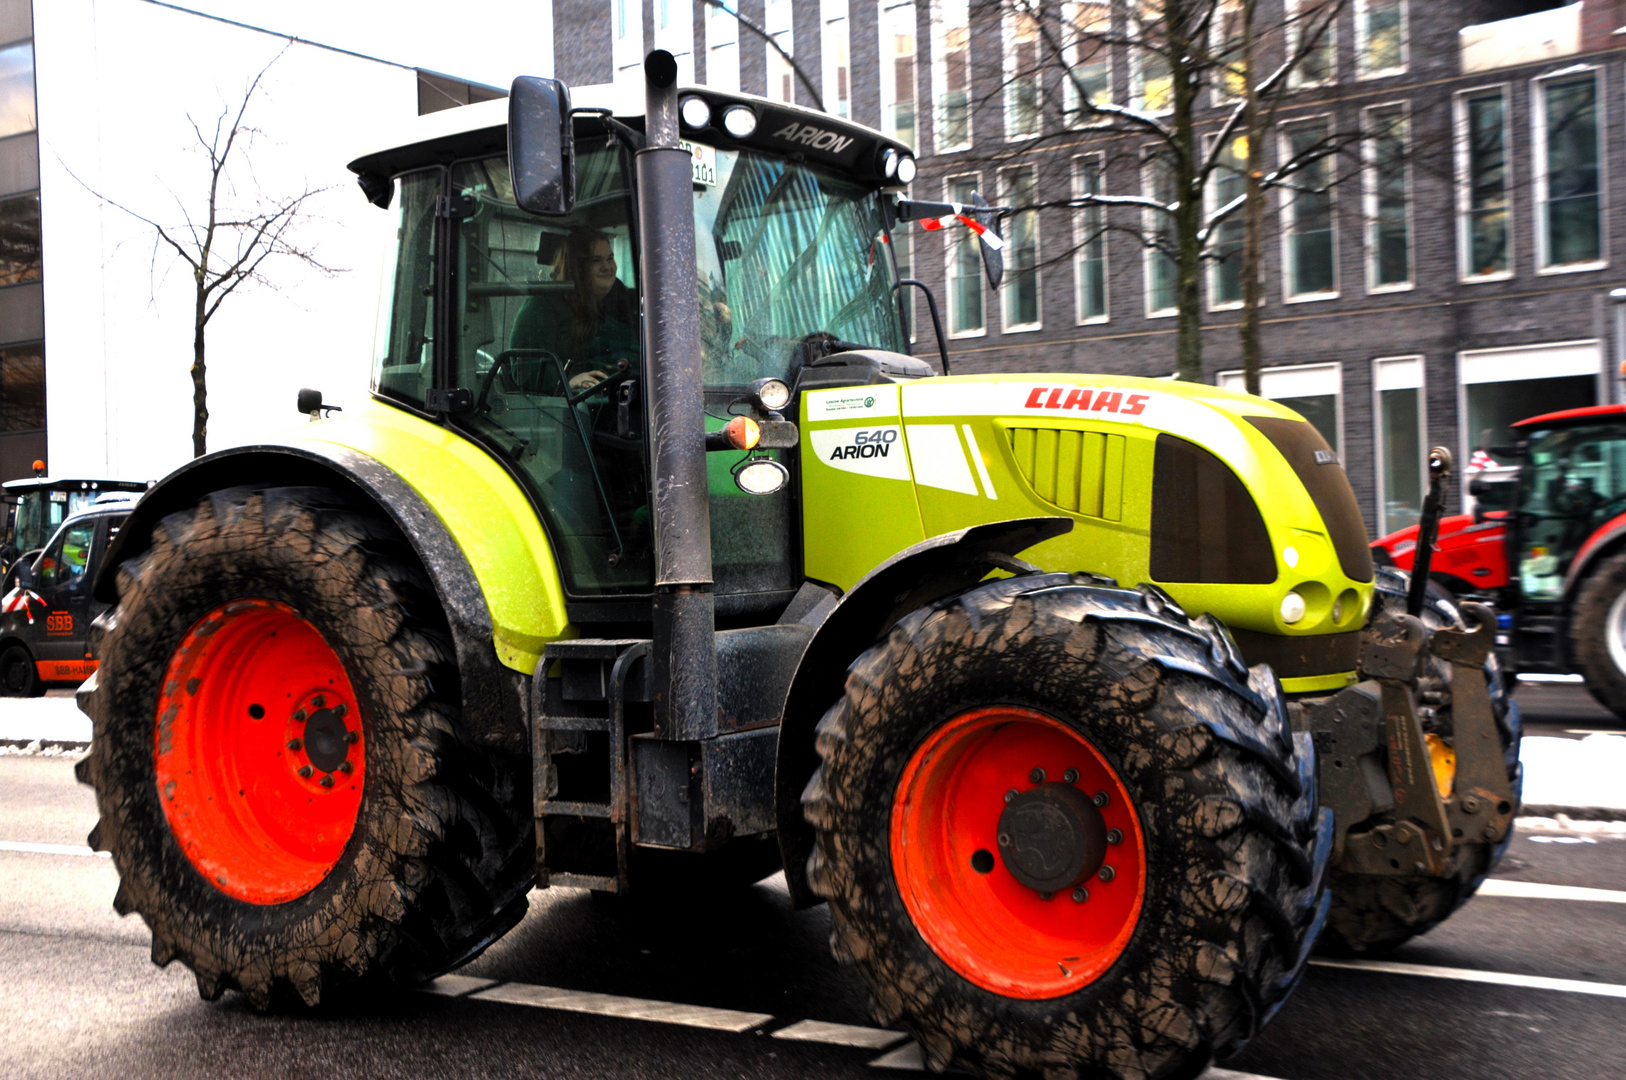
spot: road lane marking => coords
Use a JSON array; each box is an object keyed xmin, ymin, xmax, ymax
[
  {"xmin": 774, "ymin": 1019, "xmax": 906, "ymax": 1049},
  {"xmin": 0, "ymin": 840, "xmax": 108, "ymax": 858},
  {"xmin": 1476, "ymin": 879, "xmax": 1626, "ymax": 903},
  {"xmin": 1311, "ymin": 958, "xmax": 1626, "ymax": 999},
  {"xmin": 470, "ymin": 982, "xmax": 773, "ymax": 1032},
  {"xmin": 420, "ymin": 974, "xmax": 498, "ymax": 997}
]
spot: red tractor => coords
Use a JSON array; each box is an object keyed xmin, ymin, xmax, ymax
[{"xmin": 1374, "ymin": 404, "xmax": 1626, "ymax": 715}]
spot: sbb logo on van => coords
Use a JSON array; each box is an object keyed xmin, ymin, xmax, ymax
[{"xmin": 829, "ymin": 428, "xmax": 898, "ymax": 460}]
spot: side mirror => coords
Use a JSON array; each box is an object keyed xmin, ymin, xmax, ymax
[
  {"xmin": 970, "ymin": 193, "xmax": 1003, "ymax": 290},
  {"xmin": 509, "ymin": 76, "xmax": 576, "ymax": 216},
  {"xmin": 1467, "ymin": 474, "xmax": 1489, "ymax": 498}
]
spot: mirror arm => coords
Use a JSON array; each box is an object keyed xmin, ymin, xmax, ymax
[
  {"xmin": 894, "ymin": 279, "xmax": 951, "ymax": 377},
  {"xmin": 570, "ymin": 107, "xmax": 647, "ymax": 150}
]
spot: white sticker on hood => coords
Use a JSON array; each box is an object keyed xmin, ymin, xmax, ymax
[{"xmin": 810, "ymin": 426, "xmax": 912, "ymax": 480}]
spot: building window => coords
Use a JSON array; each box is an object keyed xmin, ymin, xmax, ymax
[
  {"xmin": 1005, "ymin": 9, "xmax": 1041, "ymax": 140},
  {"xmin": 823, "ymin": 1, "xmax": 851, "ymax": 120},
  {"xmin": 1536, "ymin": 70, "xmax": 1604, "ymax": 272},
  {"xmin": 1356, "ymin": 0, "xmax": 1406, "ymax": 79},
  {"xmin": 1213, "ymin": 0, "xmax": 1246, "ymax": 104},
  {"xmin": 706, "ymin": 1, "xmax": 741, "ymax": 95},
  {"xmin": 1144, "ymin": 150, "xmax": 1177, "ymax": 317},
  {"xmin": 0, "ymin": 40, "xmax": 36, "ymax": 140},
  {"xmin": 1219, "ymin": 362, "xmax": 1343, "ymax": 453},
  {"xmin": 1373, "ymin": 356, "xmax": 1426, "ymax": 534},
  {"xmin": 1132, "ymin": 5, "xmax": 1173, "ymax": 115},
  {"xmin": 934, "ymin": 0, "xmax": 973, "ymax": 151},
  {"xmin": 947, "ymin": 176, "xmax": 985, "ymax": 335},
  {"xmin": 653, "ymin": 0, "xmax": 695, "ymax": 84},
  {"xmin": 1004, "ymin": 168, "xmax": 1040, "ymax": 331},
  {"xmin": 1365, "ymin": 103, "xmax": 1411, "ymax": 291},
  {"xmin": 1456, "ymin": 86, "xmax": 1511, "ymax": 281},
  {"xmin": 893, "ymin": 228, "xmax": 915, "ymax": 340},
  {"xmin": 1458, "ymin": 342, "xmax": 1601, "ymax": 473},
  {"xmin": 1282, "ymin": 119, "xmax": 1337, "ymax": 300},
  {"xmin": 1063, "ymin": 2, "xmax": 1112, "ymax": 126},
  {"xmin": 1207, "ymin": 135, "xmax": 1246, "ymax": 309},
  {"xmin": 612, "ymin": 0, "xmax": 645, "ymax": 86},
  {"xmin": 880, "ymin": 2, "xmax": 918, "ymax": 149},
  {"xmin": 0, "ymin": 191, "xmax": 41, "ymax": 287},
  {"xmin": 1073, "ymin": 155, "xmax": 1108, "ymax": 323},
  {"xmin": 0, "ymin": 343, "xmax": 44, "ymax": 433},
  {"xmin": 766, "ymin": 0, "xmax": 796, "ymax": 104},
  {"xmin": 1287, "ymin": 0, "xmax": 1336, "ymax": 89}
]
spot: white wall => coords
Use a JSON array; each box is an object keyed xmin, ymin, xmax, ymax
[{"xmin": 30, "ymin": 0, "xmax": 471, "ymax": 481}]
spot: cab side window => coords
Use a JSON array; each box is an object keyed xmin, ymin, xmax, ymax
[{"xmin": 39, "ymin": 523, "xmax": 95, "ymax": 588}]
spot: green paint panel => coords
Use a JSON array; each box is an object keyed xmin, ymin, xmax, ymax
[
  {"xmin": 290, "ymin": 398, "xmax": 572, "ymax": 675},
  {"xmin": 1102, "ymin": 434, "xmax": 1125, "ymax": 521}
]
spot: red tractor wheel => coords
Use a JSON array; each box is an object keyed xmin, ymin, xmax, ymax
[
  {"xmin": 77, "ymin": 486, "xmax": 534, "ymax": 1007},
  {"xmin": 805, "ymin": 574, "xmax": 1329, "ymax": 1080}
]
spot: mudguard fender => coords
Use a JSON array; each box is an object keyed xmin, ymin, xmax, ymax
[
  {"xmin": 91, "ymin": 444, "xmax": 526, "ymax": 755},
  {"xmin": 775, "ymin": 516, "xmax": 1073, "ymax": 908}
]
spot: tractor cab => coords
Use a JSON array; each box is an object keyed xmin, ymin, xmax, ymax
[
  {"xmin": 351, "ymin": 88, "xmax": 922, "ymax": 624},
  {"xmin": 1, "ymin": 476, "xmax": 147, "ymax": 571},
  {"xmin": 1510, "ymin": 405, "xmax": 1626, "ymax": 601}
]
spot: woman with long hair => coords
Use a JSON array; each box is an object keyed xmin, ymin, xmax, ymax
[{"xmin": 511, "ymin": 228, "xmax": 638, "ymax": 389}]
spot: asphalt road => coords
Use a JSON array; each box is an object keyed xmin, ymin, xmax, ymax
[{"xmin": 0, "ymin": 682, "xmax": 1621, "ymax": 1080}]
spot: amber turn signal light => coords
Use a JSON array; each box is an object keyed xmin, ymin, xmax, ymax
[{"xmin": 723, "ymin": 416, "xmax": 761, "ymax": 450}]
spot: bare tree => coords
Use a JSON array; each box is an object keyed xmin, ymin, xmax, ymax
[
  {"xmin": 85, "ymin": 48, "xmax": 335, "ymax": 457},
  {"xmin": 953, "ymin": 0, "xmax": 1349, "ymax": 381}
]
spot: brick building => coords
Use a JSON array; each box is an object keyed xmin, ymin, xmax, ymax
[{"xmin": 554, "ymin": 0, "xmax": 1626, "ymax": 534}]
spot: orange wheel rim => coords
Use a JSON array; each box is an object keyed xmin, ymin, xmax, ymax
[
  {"xmin": 890, "ymin": 707, "xmax": 1146, "ymax": 999},
  {"xmin": 154, "ymin": 599, "xmax": 365, "ymax": 905}
]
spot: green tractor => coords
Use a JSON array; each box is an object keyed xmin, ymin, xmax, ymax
[{"xmin": 76, "ymin": 53, "xmax": 1518, "ymax": 1080}]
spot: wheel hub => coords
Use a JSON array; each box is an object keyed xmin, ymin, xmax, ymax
[{"xmin": 997, "ymin": 782, "xmax": 1107, "ymax": 894}]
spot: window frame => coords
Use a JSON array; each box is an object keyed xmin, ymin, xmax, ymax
[
  {"xmin": 1287, "ymin": 0, "xmax": 1337, "ymax": 90},
  {"xmin": 1130, "ymin": 7, "xmax": 1173, "ymax": 118},
  {"xmin": 1001, "ymin": 165, "xmax": 1042, "ymax": 332},
  {"xmin": 1072, "ymin": 153, "xmax": 1110, "ymax": 325},
  {"xmin": 1063, "ymin": 1, "xmax": 1114, "ymax": 128},
  {"xmin": 932, "ymin": 0, "xmax": 974, "ymax": 153},
  {"xmin": 1455, "ymin": 340, "xmax": 1605, "ymax": 497},
  {"xmin": 1362, "ymin": 100, "xmax": 1414, "ymax": 294},
  {"xmin": 1371, "ymin": 354, "xmax": 1428, "ymax": 536},
  {"xmin": 1454, "ymin": 83, "xmax": 1515, "ymax": 284},
  {"xmin": 822, "ymin": 0, "xmax": 852, "ymax": 121},
  {"xmin": 705, "ymin": 1, "xmax": 741, "ymax": 95},
  {"xmin": 764, "ymin": 0, "xmax": 797, "ymax": 105},
  {"xmin": 612, "ymin": 0, "xmax": 645, "ymax": 86},
  {"xmin": 1142, "ymin": 148, "xmax": 1178, "ymax": 319},
  {"xmin": 1355, "ymin": 0, "xmax": 1408, "ymax": 81},
  {"xmin": 1003, "ymin": 6, "xmax": 1043, "ymax": 142},
  {"xmin": 0, "ymin": 337, "xmax": 45, "ymax": 435},
  {"xmin": 1204, "ymin": 133, "xmax": 1247, "ymax": 312},
  {"xmin": 945, "ymin": 173, "xmax": 988, "ymax": 337},
  {"xmin": 1279, "ymin": 115, "xmax": 1340, "ymax": 303},
  {"xmin": 1533, "ymin": 65, "xmax": 1607, "ymax": 276},
  {"xmin": 879, "ymin": 1, "xmax": 919, "ymax": 149}
]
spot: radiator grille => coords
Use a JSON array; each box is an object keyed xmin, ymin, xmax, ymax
[{"xmin": 1006, "ymin": 427, "xmax": 1126, "ymax": 521}]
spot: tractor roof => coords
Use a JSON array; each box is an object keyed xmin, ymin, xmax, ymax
[
  {"xmin": 347, "ymin": 85, "xmax": 907, "ymax": 185},
  {"xmin": 1512, "ymin": 403, "xmax": 1626, "ymax": 430}
]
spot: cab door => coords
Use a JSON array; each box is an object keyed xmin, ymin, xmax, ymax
[{"xmin": 32, "ymin": 519, "xmax": 97, "ymax": 675}]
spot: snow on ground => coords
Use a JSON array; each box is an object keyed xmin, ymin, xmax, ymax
[
  {"xmin": 0, "ymin": 697, "xmax": 90, "ymax": 745},
  {"xmin": 1519, "ymin": 734, "xmax": 1626, "ymax": 810}
]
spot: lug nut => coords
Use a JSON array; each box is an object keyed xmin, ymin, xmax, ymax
[
  {"xmin": 297, "ymin": 765, "xmax": 313, "ymax": 778},
  {"xmin": 1004, "ymin": 788, "xmax": 1018, "ymax": 803},
  {"xmin": 320, "ymin": 774, "xmax": 334, "ymax": 788},
  {"xmin": 1029, "ymin": 767, "xmax": 1046, "ymax": 784},
  {"xmin": 1106, "ymin": 828, "xmax": 1123, "ymax": 845},
  {"xmin": 1063, "ymin": 768, "xmax": 1079, "ymax": 784},
  {"xmin": 1040, "ymin": 891, "xmax": 1054, "ymax": 901},
  {"xmin": 334, "ymin": 703, "xmax": 347, "ymax": 718},
  {"xmin": 998, "ymin": 832, "xmax": 1011, "ymax": 848},
  {"xmin": 293, "ymin": 710, "xmax": 307, "ymax": 723},
  {"xmin": 345, "ymin": 731, "xmax": 359, "ymax": 745},
  {"xmin": 338, "ymin": 761, "xmax": 353, "ymax": 774},
  {"xmin": 1072, "ymin": 886, "xmax": 1089, "ymax": 903},
  {"xmin": 1092, "ymin": 791, "xmax": 1109, "ymax": 808},
  {"xmin": 1098, "ymin": 865, "xmax": 1115, "ymax": 883},
  {"xmin": 287, "ymin": 739, "xmax": 302, "ymax": 752},
  {"xmin": 313, "ymin": 695, "xmax": 326, "ymax": 708}
]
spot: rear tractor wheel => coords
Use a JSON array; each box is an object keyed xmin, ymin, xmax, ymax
[
  {"xmin": 75, "ymin": 485, "xmax": 534, "ymax": 1007},
  {"xmin": 1570, "ymin": 550, "xmax": 1626, "ymax": 720},
  {"xmin": 804, "ymin": 574, "xmax": 1331, "ymax": 1080}
]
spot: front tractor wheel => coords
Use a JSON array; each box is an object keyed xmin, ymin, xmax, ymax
[
  {"xmin": 804, "ymin": 575, "xmax": 1330, "ymax": 1080},
  {"xmin": 76, "ymin": 486, "xmax": 534, "ymax": 1007},
  {"xmin": 1571, "ymin": 550, "xmax": 1626, "ymax": 719}
]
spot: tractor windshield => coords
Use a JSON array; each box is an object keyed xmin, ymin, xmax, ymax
[
  {"xmin": 689, "ymin": 142, "xmax": 907, "ymax": 390},
  {"xmin": 1517, "ymin": 423, "xmax": 1626, "ymax": 599}
]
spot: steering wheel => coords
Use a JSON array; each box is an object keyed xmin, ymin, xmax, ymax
[{"xmin": 475, "ymin": 349, "xmax": 564, "ymax": 415}]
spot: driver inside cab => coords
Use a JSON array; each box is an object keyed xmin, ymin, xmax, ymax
[{"xmin": 510, "ymin": 228, "xmax": 638, "ymax": 390}]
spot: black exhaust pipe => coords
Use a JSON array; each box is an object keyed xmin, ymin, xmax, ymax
[{"xmin": 637, "ymin": 50, "xmax": 718, "ymax": 740}]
